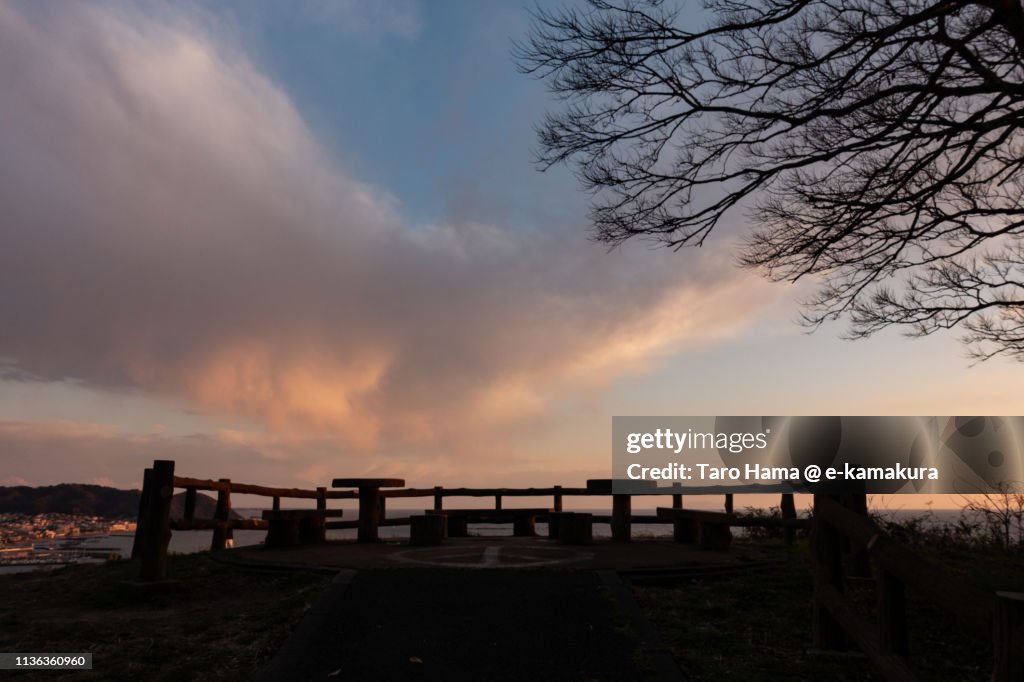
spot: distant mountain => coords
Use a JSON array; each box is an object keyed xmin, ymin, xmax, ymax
[
  {"xmin": 0, "ymin": 484, "xmax": 140, "ymax": 518},
  {"xmin": 0, "ymin": 484, "xmax": 240, "ymax": 520}
]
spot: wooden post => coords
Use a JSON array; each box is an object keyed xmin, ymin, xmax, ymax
[
  {"xmin": 317, "ymin": 487, "xmax": 326, "ymax": 512},
  {"xmin": 724, "ymin": 493, "xmax": 734, "ymax": 514},
  {"xmin": 139, "ymin": 460, "xmax": 174, "ymax": 582},
  {"xmin": 553, "ymin": 485, "xmax": 563, "ymax": 512},
  {"xmin": 611, "ymin": 494, "xmax": 631, "ymax": 542},
  {"xmin": 673, "ymin": 518, "xmax": 698, "ymax": 543},
  {"xmin": 378, "ymin": 494, "xmax": 386, "ymax": 521},
  {"xmin": 495, "ymin": 494, "xmax": 502, "ymax": 511},
  {"xmin": 410, "ymin": 515, "xmax": 446, "ymax": 545},
  {"xmin": 878, "ymin": 569, "xmax": 908, "ymax": 655},
  {"xmin": 447, "ymin": 513, "xmax": 469, "ymax": 537},
  {"xmin": 547, "ymin": 511, "xmax": 564, "ymax": 538},
  {"xmin": 434, "ymin": 486, "xmax": 443, "ymax": 511},
  {"xmin": 425, "ymin": 509, "xmax": 448, "ymax": 539},
  {"xmin": 272, "ymin": 496, "xmax": 280, "ymax": 512},
  {"xmin": 513, "ymin": 514, "xmax": 537, "ymax": 537},
  {"xmin": 130, "ymin": 467, "xmax": 153, "ymax": 560},
  {"xmin": 672, "ymin": 494, "xmax": 682, "ymax": 509},
  {"xmin": 183, "ymin": 487, "xmax": 197, "ymax": 522},
  {"xmin": 699, "ymin": 521, "xmax": 733, "ymax": 550},
  {"xmin": 211, "ymin": 479, "xmax": 232, "ymax": 551},
  {"xmin": 993, "ymin": 592, "xmax": 1024, "ymax": 682},
  {"xmin": 299, "ymin": 515, "xmax": 326, "ymax": 545},
  {"xmin": 558, "ymin": 512, "xmax": 593, "ymax": 545},
  {"xmin": 781, "ymin": 493, "xmax": 796, "ymax": 545},
  {"xmin": 842, "ymin": 490, "xmax": 870, "ymax": 577},
  {"xmin": 357, "ymin": 487, "xmax": 382, "ymax": 542},
  {"xmin": 813, "ymin": 493, "xmax": 846, "ymax": 650}
]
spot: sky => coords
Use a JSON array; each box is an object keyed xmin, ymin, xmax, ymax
[{"xmin": 1, "ymin": 0, "xmax": 1021, "ymax": 509}]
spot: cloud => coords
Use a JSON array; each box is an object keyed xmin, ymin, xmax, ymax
[{"xmin": 0, "ymin": 3, "xmax": 773, "ymax": 462}]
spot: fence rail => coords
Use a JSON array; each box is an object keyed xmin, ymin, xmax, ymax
[
  {"xmin": 133, "ymin": 459, "xmax": 803, "ymax": 578},
  {"xmin": 811, "ymin": 493, "xmax": 1023, "ymax": 682}
]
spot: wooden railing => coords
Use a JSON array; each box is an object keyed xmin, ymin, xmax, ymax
[
  {"xmin": 131, "ymin": 459, "xmax": 804, "ymax": 581},
  {"xmin": 812, "ymin": 493, "xmax": 1024, "ymax": 682}
]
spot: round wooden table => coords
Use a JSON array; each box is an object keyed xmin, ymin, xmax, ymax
[
  {"xmin": 586, "ymin": 478, "xmax": 656, "ymax": 542},
  {"xmin": 332, "ymin": 478, "xmax": 405, "ymax": 542}
]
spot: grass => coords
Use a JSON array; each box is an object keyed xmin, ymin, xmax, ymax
[
  {"xmin": 0, "ymin": 554, "xmax": 328, "ymax": 681},
  {"xmin": 634, "ymin": 539, "xmax": 1024, "ymax": 682}
]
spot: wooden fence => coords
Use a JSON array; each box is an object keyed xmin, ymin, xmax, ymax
[
  {"xmin": 131, "ymin": 459, "xmax": 802, "ymax": 580},
  {"xmin": 812, "ymin": 493, "xmax": 1024, "ymax": 682},
  {"xmin": 129, "ymin": 461, "xmax": 1022, "ymax": 679}
]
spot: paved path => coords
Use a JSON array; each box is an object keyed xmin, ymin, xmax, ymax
[
  {"xmin": 232, "ymin": 535, "xmax": 764, "ymax": 572},
  {"xmin": 259, "ymin": 568, "xmax": 672, "ymax": 681}
]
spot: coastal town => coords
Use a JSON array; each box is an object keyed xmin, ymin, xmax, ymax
[{"xmin": 0, "ymin": 513, "xmax": 135, "ymax": 567}]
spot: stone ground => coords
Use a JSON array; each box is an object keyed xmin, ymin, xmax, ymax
[
  {"xmin": 231, "ymin": 535, "xmax": 767, "ymax": 572},
  {"xmin": 258, "ymin": 568, "xmax": 655, "ymax": 681},
  {"xmin": 244, "ymin": 537, "xmax": 764, "ymax": 681}
]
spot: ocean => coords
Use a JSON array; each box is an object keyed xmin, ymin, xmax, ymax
[{"xmin": 0, "ymin": 507, "xmax": 973, "ymax": 574}]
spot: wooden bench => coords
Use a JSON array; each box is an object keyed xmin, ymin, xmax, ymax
[
  {"xmin": 657, "ymin": 507, "xmax": 735, "ymax": 550},
  {"xmin": 261, "ymin": 509, "xmax": 344, "ymax": 547},
  {"xmin": 409, "ymin": 514, "xmax": 446, "ymax": 545},
  {"xmin": 557, "ymin": 512, "xmax": 593, "ymax": 545},
  {"xmin": 427, "ymin": 508, "xmax": 550, "ymax": 537}
]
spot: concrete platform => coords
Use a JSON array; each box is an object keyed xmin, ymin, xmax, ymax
[{"xmin": 229, "ymin": 536, "xmax": 770, "ymax": 571}]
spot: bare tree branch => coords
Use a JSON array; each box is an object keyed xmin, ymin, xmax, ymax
[{"xmin": 514, "ymin": 0, "xmax": 1024, "ymax": 360}]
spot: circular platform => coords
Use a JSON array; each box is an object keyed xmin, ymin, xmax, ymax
[
  {"xmin": 391, "ymin": 543, "xmax": 593, "ymax": 569},
  {"xmin": 229, "ymin": 536, "xmax": 772, "ymax": 572}
]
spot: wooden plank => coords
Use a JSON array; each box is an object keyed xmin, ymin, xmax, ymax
[
  {"xmin": 878, "ymin": 569, "xmax": 908, "ymax": 656},
  {"xmin": 331, "ymin": 477, "xmax": 405, "ymax": 488},
  {"xmin": 172, "ymin": 475, "xmax": 358, "ymax": 499},
  {"xmin": 731, "ymin": 517, "xmax": 811, "ymax": 529},
  {"xmin": 815, "ymin": 496, "xmax": 992, "ymax": 636},
  {"xmin": 781, "ymin": 493, "xmax": 796, "ymax": 544},
  {"xmin": 382, "ymin": 487, "xmax": 590, "ymax": 498},
  {"xmin": 656, "ymin": 507, "xmax": 736, "ymax": 523},
  {"xmin": 327, "ymin": 517, "xmax": 412, "ymax": 530},
  {"xmin": 994, "ymin": 592, "xmax": 1024, "ymax": 682},
  {"xmin": 437, "ymin": 508, "xmax": 550, "ymax": 517},
  {"xmin": 842, "ymin": 490, "xmax": 870, "ymax": 577},
  {"xmin": 818, "ymin": 584, "xmax": 920, "ymax": 682},
  {"xmin": 171, "ymin": 519, "xmax": 268, "ymax": 531},
  {"xmin": 814, "ymin": 494, "xmax": 845, "ymax": 651},
  {"xmin": 261, "ymin": 510, "xmax": 344, "ymax": 520}
]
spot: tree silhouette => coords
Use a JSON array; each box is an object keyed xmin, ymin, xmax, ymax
[{"xmin": 515, "ymin": 0, "xmax": 1024, "ymax": 359}]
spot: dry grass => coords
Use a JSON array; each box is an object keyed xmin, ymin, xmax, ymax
[{"xmin": 0, "ymin": 554, "xmax": 327, "ymax": 681}]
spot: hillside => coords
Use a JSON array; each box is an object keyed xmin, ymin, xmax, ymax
[
  {"xmin": 0, "ymin": 484, "xmax": 140, "ymax": 518},
  {"xmin": 0, "ymin": 484, "xmax": 238, "ymax": 520}
]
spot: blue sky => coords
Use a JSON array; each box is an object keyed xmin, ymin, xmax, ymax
[
  {"xmin": 0, "ymin": 0, "xmax": 1019, "ymax": 507},
  {"xmin": 232, "ymin": 0, "xmax": 583, "ymax": 229}
]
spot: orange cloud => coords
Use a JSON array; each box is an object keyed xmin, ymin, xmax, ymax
[{"xmin": 0, "ymin": 3, "xmax": 775, "ymax": 466}]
